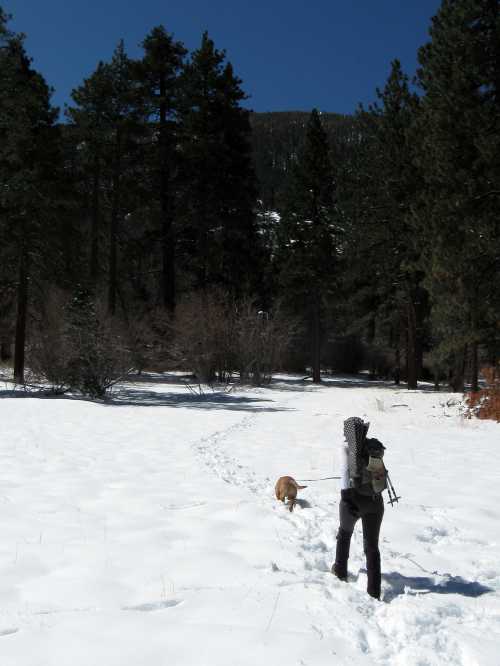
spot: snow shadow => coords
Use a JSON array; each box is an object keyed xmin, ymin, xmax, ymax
[
  {"xmin": 294, "ymin": 498, "xmax": 312, "ymax": 509},
  {"xmin": 0, "ymin": 388, "xmax": 20, "ymax": 398},
  {"xmin": 122, "ymin": 599, "xmax": 182, "ymax": 612},
  {"xmin": 122, "ymin": 372, "xmax": 194, "ymax": 385},
  {"xmin": 0, "ymin": 385, "xmax": 61, "ymax": 399},
  {"xmin": 382, "ymin": 571, "xmax": 494, "ymax": 602},
  {"xmin": 0, "ymin": 383, "xmax": 292, "ymax": 412},
  {"xmin": 106, "ymin": 387, "xmax": 292, "ymax": 412},
  {"xmin": 268, "ymin": 375, "xmax": 439, "ymax": 393}
]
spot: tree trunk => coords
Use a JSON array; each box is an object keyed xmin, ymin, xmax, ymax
[
  {"xmin": 0, "ymin": 342, "xmax": 11, "ymax": 361},
  {"xmin": 162, "ymin": 210, "xmax": 175, "ymax": 311},
  {"xmin": 366, "ymin": 313, "xmax": 375, "ymax": 345},
  {"xmin": 108, "ymin": 131, "xmax": 121, "ymax": 316},
  {"xmin": 195, "ymin": 81, "xmax": 209, "ymax": 292},
  {"xmin": 159, "ymin": 75, "xmax": 176, "ymax": 312},
  {"xmin": 406, "ymin": 299, "xmax": 418, "ymax": 390},
  {"xmin": 394, "ymin": 333, "xmax": 401, "ymax": 386},
  {"xmin": 450, "ymin": 346, "xmax": 467, "ymax": 392},
  {"xmin": 488, "ymin": 0, "xmax": 500, "ymax": 108},
  {"xmin": 108, "ymin": 204, "xmax": 118, "ymax": 316},
  {"xmin": 391, "ymin": 315, "xmax": 401, "ymax": 385},
  {"xmin": 311, "ymin": 294, "xmax": 321, "ymax": 383},
  {"xmin": 90, "ymin": 154, "xmax": 101, "ymax": 285},
  {"xmin": 197, "ymin": 193, "xmax": 208, "ymax": 290},
  {"xmin": 415, "ymin": 293, "xmax": 424, "ymax": 380},
  {"xmin": 470, "ymin": 341, "xmax": 479, "ymax": 392},
  {"xmin": 433, "ymin": 367, "xmax": 440, "ymax": 391},
  {"xmin": 14, "ymin": 247, "xmax": 28, "ymax": 384}
]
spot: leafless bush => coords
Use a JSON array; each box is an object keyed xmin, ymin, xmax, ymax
[
  {"xmin": 363, "ymin": 344, "xmax": 393, "ymax": 380},
  {"xmin": 28, "ymin": 288, "xmax": 135, "ymax": 398},
  {"xmin": 172, "ymin": 291, "xmax": 296, "ymax": 386},
  {"xmin": 172, "ymin": 291, "xmax": 237, "ymax": 383},
  {"xmin": 27, "ymin": 289, "xmax": 74, "ymax": 393},
  {"xmin": 123, "ymin": 307, "xmax": 172, "ymax": 374},
  {"xmin": 236, "ymin": 302, "xmax": 295, "ymax": 385}
]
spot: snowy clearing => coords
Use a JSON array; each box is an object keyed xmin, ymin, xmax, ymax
[{"xmin": 0, "ymin": 374, "xmax": 499, "ymax": 666}]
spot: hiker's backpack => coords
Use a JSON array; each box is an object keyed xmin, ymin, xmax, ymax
[{"xmin": 344, "ymin": 416, "xmax": 387, "ymax": 496}]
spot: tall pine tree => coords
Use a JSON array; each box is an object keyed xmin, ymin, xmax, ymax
[
  {"xmin": 0, "ymin": 10, "xmax": 61, "ymax": 382},
  {"xmin": 137, "ymin": 26, "xmax": 187, "ymax": 311},
  {"xmin": 277, "ymin": 109, "xmax": 337, "ymax": 383},
  {"xmin": 68, "ymin": 41, "xmax": 146, "ymax": 314},
  {"xmin": 178, "ymin": 32, "xmax": 259, "ymax": 293},
  {"xmin": 416, "ymin": 0, "xmax": 500, "ymax": 390},
  {"xmin": 67, "ymin": 62, "xmax": 112, "ymax": 287},
  {"xmin": 348, "ymin": 62, "xmax": 425, "ymax": 388}
]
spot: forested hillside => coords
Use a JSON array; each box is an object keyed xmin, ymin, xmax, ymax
[{"xmin": 250, "ymin": 111, "xmax": 352, "ymax": 210}]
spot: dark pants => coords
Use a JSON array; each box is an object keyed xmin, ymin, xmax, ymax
[{"xmin": 333, "ymin": 488, "xmax": 384, "ymax": 599}]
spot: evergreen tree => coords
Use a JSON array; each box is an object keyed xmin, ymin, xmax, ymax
[
  {"xmin": 416, "ymin": 0, "xmax": 500, "ymax": 390},
  {"xmin": 68, "ymin": 41, "xmax": 146, "ymax": 314},
  {"xmin": 334, "ymin": 108, "xmax": 388, "ymax": 372},
  {"xmin": 137, "ymin": 26, "xmax": 187, "ymax": 311},
  {"xmin": 0, "ymin": 10, "xmax": 61, "ymax": 382},
  {"xmin": 66, "ymin": 62, "xmax": 113, "ymax": 287},
  {"xmin": 277, "ymin": 109, "xmax": 337, "ymax": 382},
  {"xmin": 0, "ymin": 7, "xmax": 15, "ymax": 360},
  {"xmin": 349, "ymin": 61, "xmax": 426, "ymax": 389},
  {"xmin": 178, "ymin": 32, "xmax": 259, "ymax": 293}
]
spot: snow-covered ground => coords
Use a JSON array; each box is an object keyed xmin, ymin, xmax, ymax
[{"xmin": 0, "ymin": 373, "xmax": 499, "ymax": 666}]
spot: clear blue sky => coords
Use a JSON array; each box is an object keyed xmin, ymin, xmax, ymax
[{"xmin": 5, "ymin": 0, "xmax": 441, "ymax": 116}]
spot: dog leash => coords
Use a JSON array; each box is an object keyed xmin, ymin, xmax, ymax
[
  {"xmin": 297, "ymin": 476, "xmax": 340, "ymax": 482},
  {"xmin": 296, "ymin": 475, "xmax": 401, "ymax": 507}
]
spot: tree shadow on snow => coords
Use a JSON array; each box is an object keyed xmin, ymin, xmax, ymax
[
  {"xmin": 381, "ymin": 571, "xmax": 494, "ymax": 602},
  {"xmin": 267, "ymin": 375, "xmax": 440, "ymax": 393},
  {"xmin": 0, "ymin": 379, "xmax": 292, "ymax": 412},
  {"xmin": 123, "ymin": 372, "xmax": 195, "ymax": 385},
  {"xmin": 103, "ymin": 387, "xmax": 293, "ymax": 412},
  {"xmin": 0, "ymin": 388, "xmax": 20, "ymax": 398}
]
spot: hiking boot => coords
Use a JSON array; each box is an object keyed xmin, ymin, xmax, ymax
[{"xmin": 331, "ymin": 563, "xmax": 348, "ymax": 582}]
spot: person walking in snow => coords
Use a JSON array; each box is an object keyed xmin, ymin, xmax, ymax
[{"xmin": 332, "ymin": 417, "xmax": 386, "ymax": 600}]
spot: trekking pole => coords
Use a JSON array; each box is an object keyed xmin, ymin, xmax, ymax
[
  {"xmin": 386, "ymin": 480, "xmax": 395, "ymax": 506},
  {"xmin": 386, "ymin": 473, "xmax": 401, "ymax": 506}
]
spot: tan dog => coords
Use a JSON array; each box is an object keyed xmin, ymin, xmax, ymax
[{"xmin": 275, "ymin": 476, "xmax": 307, "ymax": 512}]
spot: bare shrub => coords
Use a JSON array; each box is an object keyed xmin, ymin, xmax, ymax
[
  {"xmin": 124, "ymin": 307, "xmax": 172, "ymax": 374},
  {"xmin": 172, "ymin": 291, "xmax": 237, "ymax": 383},
  {"xmin": 236, "ymin": 303, "xmax": 295, "ymax": 385},
  {"xmin": 173, "ymin": 291, "xmax": 296, "ymax": 386},
  {"xmin": 27, "ymin": 289, "xmax": 73, "ymax": 393},
  {"xmin": 363, "ymin": 344, "xmax": 393, "ymax": 380},
  {"xmin": 28, "ymin": 288, "xmax": 135, "ymax": 398}
]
